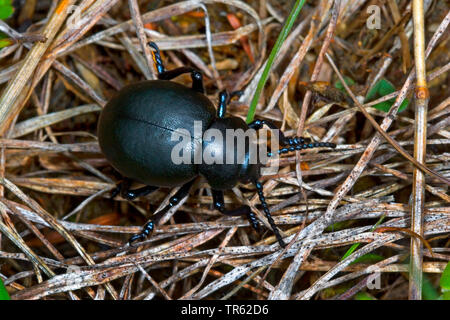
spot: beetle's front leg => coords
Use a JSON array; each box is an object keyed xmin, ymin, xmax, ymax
[
  {"xmin": 148, "ymin": 41, "xmax": 204, "ymax": 93},
  {"xmin": 159, "ymin": 67, "xmax": 204, "ymax": 93}
]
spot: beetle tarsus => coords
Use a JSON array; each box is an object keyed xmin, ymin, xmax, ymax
[
  {"xmin": 148, "ymin": 41, "xmax": 165, "ymax": 75},
  {"xmin": 110, "ymin": 180, "xmax": 130, "ymax": 199},
  {"xmin": 148, "ymin": 41, "xmax": 204, "ymax": 93},
  {"xmin": 228, "ymin": 90, "xmax": 243, "ymax": 102},
  {"xmin": 246, "ymin": 211, "xmax": 260, "ymax": 231},
  {"xmin": 128, "ymin": 233, "xmax": 144, "ymax": 245},
  {"xmin": 110, "ymin": 184, "xmax": 121, "ymax": 199}
]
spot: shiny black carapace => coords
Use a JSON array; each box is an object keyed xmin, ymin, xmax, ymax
[{"xmin": 97, "ymin": 42, "xmax": 336, "ymax": 247}]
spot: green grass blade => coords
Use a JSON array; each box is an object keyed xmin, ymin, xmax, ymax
[
  {"xmin": 0, "ymin": 278, "xmax": 10, "ymax": 300},
  {"xmin": 341, "ymin": 243, "xmax": 360, "ymax": 261},
  {"xmin": 422, "ymin": 274, "xmax": 439, "ymax": 300},
  {"xmin": 440, "ymin": 261, "xmax": 450, "ymax": 300},
  {"xmin": 354, "ymin": 292, "xmax": 376, "ymax": 300},
  {"xmin": 0, "ymin": 0, "xmax": 14, "ymax": 20},
  {"xmin": 340, "ymin": 214, "xmax": 386, "ymax": 262},
  {"xmin": 246, "ymin": 0, "xmax": 307, "ymax": 123},
  {"xmin": 440, "ymin": 261, "xmax": 450, "ymax": 290}
]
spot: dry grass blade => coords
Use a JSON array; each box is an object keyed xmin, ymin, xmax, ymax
[
  {"xmin": 409, "ymin": 0, "xmax": 429, "ymax": 300},
  {"xmin": 128, "ymin": 0, "xmax": 157, "ymax": 80},
  {"xmin": 0, "ymin": 178, "xmax": 118, "ymax": 299},
  {"xmin": 0, "ymin": 205, "xmax": 54, "ymax": 278},
  {"xmin": 297, "ymin": 234, "xmax": 400, "ymax": 300},
  {"xmin": 0, "ymin": 0, "xmax": 77, "ymax": 135},
  {"xmin": 297, "ymin": 0, "xmax": 340, "ymax": 137},
  {"xmin": 325, "ymin": 54, "xmax": 449, "ymax": 185},
  {"xmin": 10, "ymin": 104, "xmax": 101, "ymax": 138}
]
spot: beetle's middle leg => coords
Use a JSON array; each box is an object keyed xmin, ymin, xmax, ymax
[
  {"xmin": 148, "ymin": 41, "xmax": 204, "ymax": 93},
  {"xmin": 111, "ymin": 179, "xmax": 158, "ymax": 201},
  {"xmin": 253, "ymin": 180, "xmax": 286, "ymax": 248},
  {"xmin": 212, "ymin": 189, "xmax": 259, "ymax": 230},
  {"xmin": 129, "ymin": 179, "xmax": 195, "ymax": 244},
  {"xmin": 212, "ymin": 187, "xmax": 285, "ymax": 247}
]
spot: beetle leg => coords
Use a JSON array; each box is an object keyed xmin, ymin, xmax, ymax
[
  {"xmin": 129, "ymin": 220, "xmax": 154, "ymax": 243},
  {"xmin": 110, "ymin": 179, "xmax": 131, "ymax": 199},
  {"xmin": 212, "ymin": 189, "xmax": 259, "ymax": 230},
  {"xmin": 148, "ymin": 41, "xmax": 204, "ymax": 93},
  {"xmin": 248, "ymin": 119, "xmax": 336, "ymax": 157},
  {"xmin": 122, "ymin": 185, "xmax": 158, "ymax": 200},
  {"xmin": 158, "ymin": 67, "xmax": 204, "ymax": 93},
  {"xmin": 111, "ymin": 180, "xmax": 158, "ymax": 201},
  {"xmin": 253, "ymin": 180, "xmax": 286, "ymax": 248},
  {"xmin": 128, "ymin": 180, "xmax": 195, "ymax": 245},
  {"xmin": 148, "ymin": 41, "xmax": 165, "ymax": 74}
]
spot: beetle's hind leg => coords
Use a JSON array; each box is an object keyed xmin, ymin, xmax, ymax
[
  {"xmin": 129, "ymin": 180, "xmax": 195, "ymax": 245},
  {"xmin": 111, "ymin": 179, "xmax": 158, "ymax": 201},
  {"xmin": 148, "ymin": 41, "xmax": 204, "ymax": 93}
]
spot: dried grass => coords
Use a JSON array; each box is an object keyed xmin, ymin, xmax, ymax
[{"xmin": 0, "ymin": 0, "xmax": 448, "ymax": 300}]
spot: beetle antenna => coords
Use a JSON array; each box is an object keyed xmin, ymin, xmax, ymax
[
  {"xmin": 276, "ymin": 141, "xmax": 336, "ymax": 155},
  {"xmin": 253, "ymin": 180, "xmax": 286, "ymax": 247},
  {"xmin": 268, "ymin": 141, "xmax": 336, "ymax": 157}
]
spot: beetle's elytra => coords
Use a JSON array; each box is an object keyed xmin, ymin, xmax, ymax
[
  {"xmin": 97, "ymin": 42, "xmax": 336, "ymax": 247},
  {"xmin": 98, "ymin": 80, "xmax": 216, "ymax": 188}
]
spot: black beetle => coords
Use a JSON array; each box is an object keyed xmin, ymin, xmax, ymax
[{"xmin": 97, "ymin": 42, "xmax": 336, "ymax": 247}]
